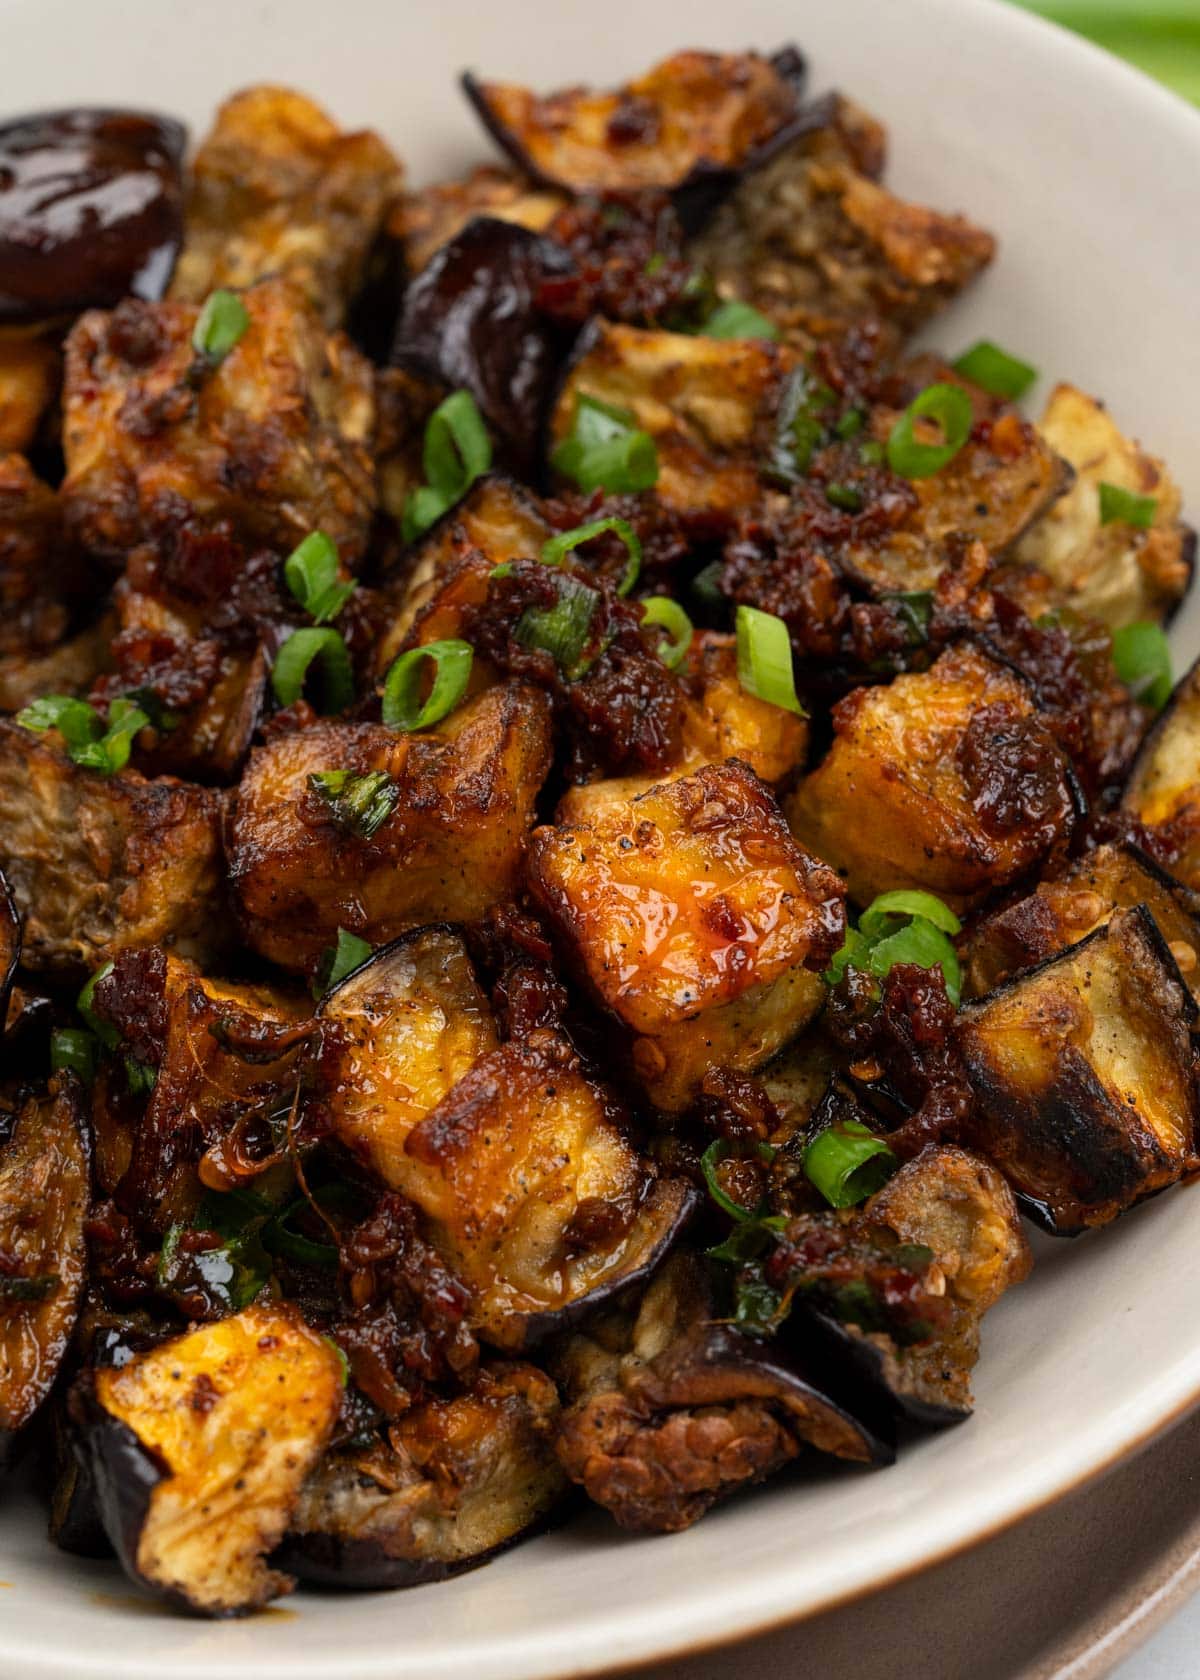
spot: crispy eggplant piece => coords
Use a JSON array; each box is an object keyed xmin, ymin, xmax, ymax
[
  {"xmin": 787, "ymin": 1146, "xmax": 1030, "ymax": 1425},
  {"xmin": 463, "ymin": 49, "xmax": 805, "ymax": 198},
  {"xmin": 0, "ymin": 865, "xmax": 19, "ymax": 1028},
  {"xmin": 528, "ymin": 761, "xmax": 845, "ymax": 1112},
  {"xmin": 0, "ymin": 453, "xmax": 88, "ymax": 662},
  {"xmin": 61, "ymin": 277, "xmax": 376, "ymax": 567},
  {"xmin": 71, "ymin": 1303, "xmax": 343, "ymax": 1615},
  {"xmin": 229, "ymin": 683, "xmax": 553, "ymax": 972},
  {"xmin": 550, "ymin": 321, "xmax": 797, "ymax": 520},
  {"xmin": 557, "ymin": 627, "xmax": 810, "ymax": 822},
  {"xmin": 787, "ymin": 643, "xmax": 1080, "ymax": 912},
  {"xmin": 391, "ymin": 217, "xmax": 576, "ymax": 475},
  {"xmin": 0, "ymin": 609, "xmax": 116, "ymax": 715},
  {"xmin": 0, "ymin": 108, "xmax": 186, "ymax": 325},
  {"xmin": 689, "ymin": 96, "xmax": 994, "ymax": 356},
  {"xmin": 1122, "ymin": 655, "xmax": 1200, "ymax": 891},
  {"xmin": 1015, "ymin": 384, "xmax": 1193, "ymax": 628},
  {"xmin": 0, "ymin": 332, "xmax": 59, "ymax": 454},
  {"xmin": 963, "ymin": 842, "xmax": 1200, "ymax": 1001},
  {"xmin": 376, "ymin": 472, "xmax": 551, "ymax": 674},
  {"xmin": 318, "ymin": 927, "xmax": 692, "ymax": 1346},
  {"xmin": 169, "ymin": 85, "xmax": 402, "ymax": 330},
  {"xmin": 553, "ymin": 1249, "xmax": 888, "ymax": 1534},
  {"xmin": 392, "ymin": 164, "xmax": 565, "ymax": 275},
  {"xmin": 277, "ymin": 1360, "xmax": 566, "ymax": 1587},
  {"xmin": 0, "ymin": 717, "xmax": 226, "ymax": 975},
  {"xmin": 48, "ymin": 1398, "xmax": 111, "ymax": 1558},
  {"xmin": 957, "ymin": 906, "xmax": 1200, "ymax": 1232},
  {"xmin": 0, "ymin": 1080, "xmax": 89, "ymax": 1460}
]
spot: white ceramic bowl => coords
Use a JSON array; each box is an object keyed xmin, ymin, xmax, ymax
[{"xmin": 3, "ymin": 1, "xmax": 1200, "ymax": 1675}]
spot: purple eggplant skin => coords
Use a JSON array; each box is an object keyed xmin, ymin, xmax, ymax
[
  {"xmin": 0, "ymin": 109, "xmax": 186, "ymax": 326},
  {"xmin": 391, "ymin": 216, "xmax": 578, "ymax": 477},
  {"xmin": 0, "ymin": 866, "xmax": 19, "ymax": 1030},
  {"xmin": 790, "ymin": 1305, "xmax": 969, "ymax": 1430},
  {"xmin": 67, "ymin": 1374, "xmax": 175, "ymax": 1599},
  {"xmin": 271, "ymin": 1523, "xmax": 537, "ymax": 1593}
]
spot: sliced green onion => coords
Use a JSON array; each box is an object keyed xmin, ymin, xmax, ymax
[
  {"xmin": 880, "ymin": 589, "xmax": 934, "ymax": 644},
  {"xmin": 550, "ymin": 394, "xmax": 659, "ymax": 494},
  {"xmin": 804, "ymin": 1119, "xmax": 896, "ymax": 1209},
  {"xmin": 642, "ymin": 597, "xmax": 693, "ymax": 670},
  {"xmin": 381, "ymin": 639, "xmax": 473, "ymax": 732},
  {"xmin": 766, "ymin": 370, "xmax": 836, "ymax": 484},
  {"xmin": 952, "ymin": 340, "xmax": 1038, "ymax": 401},
  {"xmin": 835, "ymin": 408, "xmax": 865, "ymax": 440},
  {"xmin": 542, "ymin": 517, "xmax": 642, "ymax": 596},
  {"xmin": 702, "ymin": 299, "xmax": 780, "ymax": 341},
  {"xmin": 859, "ymin": 439, "xmax": 885, "ymax": 467},
  {"xmin": 124, "ymin": 1057, "xmax": 157, "ymax": 1097},
  {"xmin": 859, "ymin": 890, "xmax": 961, "ymax": 938},
  {"xmin": 284, "ymin": 531, "xmax": 355, "ymax": 624},
  {"xmin": 192, "ymin": 289, "xmax": 250, "ymax": 363},
  {"xmin": 314, "ymin": 927, "xmax": 375, "ymax": 998},
  {"xmin": 77, "ymin": 961, "xmax": 119, "ymax": 1049},
  {"xmin": 825, "ymin": 482, "xmax": 863, "ymax": 512},
  {"xmin": 735, "ymin": 604, "xmax": 804, "ymax": 715},
  {"xmin": 689, "ymin": 560, "xmax": 725, "ymax": 612},
  {"xmin": 271, "ymin": 628, "xmax": 354, "ymax": 713},
  {"xmin": 886, "ymin": 383, "xmax": 973, "ymax": 480},
  {"xmin": 1099, "ymin": 481, "xmax": 1158, "ymax": 529},
  {"xmin": 264, "ymin": 1194, "xmax": 340, "ymax": 1267},
  {"xmin": 16, "ymin": 693, "xmax": 148, "ymax": 775},
  {"xmin": 50, "ymin": 1028, "xmax": 97, "ymax": 1082},
  {"xmin": 1112, "ymin": 622, "xmax": 1173, "ymax": 710},
  {"xmin": 402, "ymin": 390, "xmax": 493, "ymax": 542},
  {"xmin": 514, "ymin": 575, "xmax": 601, "ymax": 679},
  {"xmin": 866, "ymin": 917, "xmax": 962, "ymax": 1005},
  {"xmin": 307, "ymin": 769, "xmax": 399, "ymax": 839},
  {"xmin": 700, "ymin": 1139, "xmax": 756, "ymax": 1221}
]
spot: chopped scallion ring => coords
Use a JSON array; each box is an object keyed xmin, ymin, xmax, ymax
[
  {"xmin": 735, "ymin": 604, "xmax": 804, "ymax": 715},
  {"xmin": 271, "ymin": 628, "xmax": 354, "ymax": 713},
  {"xmin": 514, "ymin": 576, "xmax": 601, "ymax": 679},
  {"xmin": 1099, "ymin": 481, "xmax": 1158, "ymax": 529},
  {"xmin": 313, "ymin": 928, "xmax": 374, "ymax": 999},
  {"xmin": 859, "ymin": 890, "xmax": 962, "ymax": 938},
  {"xmin": 886, "ymin": 382, "xmax": 973, "ymax": 479},
  {"xmin": 381, "ymin": 638, "xmax": 473, "ymax": 731},
  {"xmin": 952, "ymin": 340, "xmax": 1038, "ymax": 401},
  {"xmin": 641, "ymin": 596, "xmax": 693, "ymax": 669},
  {"xmin": 550, "ymin": 394, "xmax": 659, "ymax": 494},
  {"xmin": 50, "ymin": 1027, "xmax": 98, "ymax": 1082},
  {"xmin": 191, "ymin": 289, "xmax": 249, "ymax": 363},
  {"xmin": 402, "ymin": 390, "xmax": 493, "ymax": 542},
  {"xmin": 803, "ymin": 1120, "xmax": 896, "ymax": 1209},
  {"xmin": 1111, "ymin": 622, "xmax": 1172, "ymax": 710},
  {"xmin": 284, "ymin": 531, "xmax": 355, "ymax": 624},
  {"xmin": 542, "ymin": 517, "xmax": 642, "ymax": 596},
  {"xmin": 702, "ymin": 299, "xmax": 780, "ymax": 341},
  {"xmin": 77, "ymin": 961, "xmax": 119, "ymax": 1049},
  {"xmin": 307, "ymin": 769, "xmax": 400, "ymax": 839}
]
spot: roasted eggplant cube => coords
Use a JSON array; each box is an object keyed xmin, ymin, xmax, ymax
[
  {"xmin": 549, "ymin": 321, "xmax": 798, "ymax": 520},
  {"xmin": 228, "ymin": 683, "xmax": 553, "ymax": 972},
  {"xmin": 964, "ymin": 842, "xmax": 1200, "ymax": 1001},
  {"xmin": 71, "ymin": 1303, "xmax": 344, "ymax": 1616},
  {"xmin": 957, "ymin": 907, "xmax": 1200, "ymax": 1232},
  {"xmin": 0, "ymin": 718, "xmax": 225, "ymax": 975},
  {"xmin": 787, "ymin": 643, "xmax": 1078, "ymax": 912},
  {"xmin": 319, "ymin": 937, "xmax": 691, "ymax": 1348},
  {"xmin": 278, "ymin": 1361, "xmax": 566, "ymax": 1587},
  {"xmin": 0, "ymin": 453, "xmax": 83, "ymax": 663},
  {"xmin": 169, "ymin": 85, "xmax": 402, "ymax": 330},
  {"xmin": 1016, "ymin": 383, "xmax": 1193, "ymax": 628},
  {"xmin": 391, "ymin": 164, "xmax": 564, "ymax": 275},
  {"xmin": 61, "ymin": 277, "xmax": 376, "ymax": 566},
  {"xmin": 553, "ymin": 1250, "xmax": 888, "ymax": 1535},
  {"xmin": 1122, "ymin": 654, "xmax": 1200, "ymax": 891},
  {"xmin": 528, "ymin": 761, "xmax": 845, "ymax": 1111},
  {"xmin": 688, "ymin": 96, "xmax": 994, "ymax": 356},
  {"xmin": 0, "ymin": 1081, "xmax": 89, "ymax": 1459},
  {"xmin": 317, "ymin": 925, "xmax": 500, "ymax": 1190},
  {"xmin": 462, "ymin": 48, "xmax": 804, "ymax": 195}
]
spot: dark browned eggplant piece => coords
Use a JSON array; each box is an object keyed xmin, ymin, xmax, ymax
[
  {"xmin": 391, "ymin": 217, "xmax": 577, "ymax": 475},
  {"xmin": 317, "ymin": 924, "xmax": 694, "ymax": 1347},
  {"xmin": 785, "ymin": 1146, "xmax": 1031, "ymax": 1426},
  {"xmin": 48, "ymin": 1398, "xmax": 111, "ymax": 1558},
  {"xmin": 553, "ymin": 1249, "xmax": 889, "ymax": 1534},
  {"xmin": 0, "ymin": 109, "xmax": 186, "ymax": 325},
  {"xmin": 392, "ymin": 164, "xmax": 565, "ymax": 276},
  {"xmin": 963, "ymin": 842, "xmax": 1200, "ymax": 1001},
  {"xmin": 70, "ymin": 1302, "xmax": 344, "ymax": 1616},
  {"xmin": 1122, "ymin": 654, "xmax": 1200, "ymax": 892},
  {"xmin": 0, "ymin": 332, "xmax": 60, "ymax": 455},
  {"xmin": 0, "ymin": 866, "xmax": 19, "ymax": 1030},
  {"xmin": 0, "ymin": 1078, "xmax": 89, "ymax": 1462},
  {"xmin": 462, "ymin": 48, "xmax": 805, "ymax": 200},
  {"xmin": 276, "ymin": 1360, "xmax": 566, "ymax": 1588},
  {"xmin": 1015, "ymin": 383, "xmax": 1194, "ymax": 629},
  {"xmin": 957, "ymin": 906, "xmax": 1200, "ymax": 1233}
]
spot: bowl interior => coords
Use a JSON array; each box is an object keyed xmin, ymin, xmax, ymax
[{"xmin": 2, "ymin": 0, "xmax": 1199, "ymax": 1675}]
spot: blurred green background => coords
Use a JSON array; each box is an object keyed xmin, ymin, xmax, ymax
[{"xmin": 1016, "ymin": 1, "xmax": 1200, "ymax": 103}]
